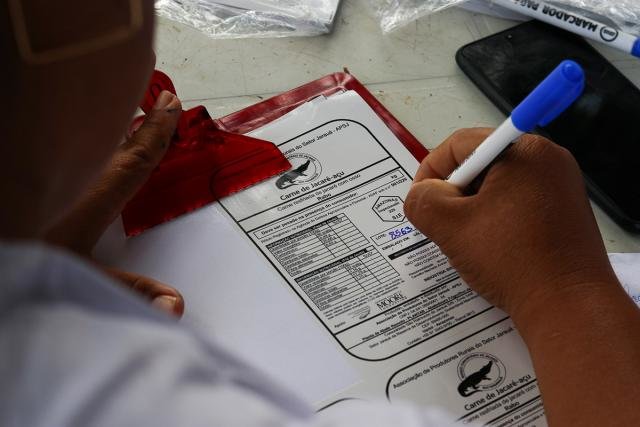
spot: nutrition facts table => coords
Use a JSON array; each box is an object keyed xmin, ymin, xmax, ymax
[
  {"xmin": 294, "ymin": 246, "xmax": 399, "ymax": 311},
  {"xmin": 266, "ymin": 214, "xmax": 368, "ymax": 277}
]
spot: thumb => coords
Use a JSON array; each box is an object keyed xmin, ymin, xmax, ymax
[
  {"xmin": 404, "ymin": 179, "xmax": 467, "ymax": 241},
  {"xmin": 111, "ymin": 90, "xmax": 182, "ymax": 198},
  {"xmin": 46, "ymin": 91, "xmax": 181, "ymax": 254},
  {"xmin": 105, "ymin": 267, "xmax": 185, "ymax": 318}
]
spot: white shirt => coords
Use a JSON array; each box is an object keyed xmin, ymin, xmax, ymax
[{"xmin": 0, "ymin": 242, "xmax": 456, "ymax": 427}]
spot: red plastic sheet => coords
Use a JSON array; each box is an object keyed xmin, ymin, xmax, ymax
[{"xmin": 122, "ymin": 71, "xmax": 291, "ymax": 236}]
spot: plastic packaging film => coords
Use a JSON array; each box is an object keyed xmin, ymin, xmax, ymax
[
  {"xmin": 371, "ymin": 0, "xmax": 640, "ymax": 35},
  {"xmin": 155, "ymin": 0, "xmax": 341, "ymax": 38}
]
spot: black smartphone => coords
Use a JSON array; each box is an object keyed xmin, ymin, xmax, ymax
[{"xmin": 456, "ymin": 20, "xmax": 640, "ymax": 232}]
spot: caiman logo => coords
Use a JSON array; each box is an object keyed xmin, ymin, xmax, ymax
[
  {"xmin": 457, "ymin": 353, "xmax": 506, "ymax": 397},
  {"xmin": 275, "ymin": 153, "xmax": 322, "ymax": 189}
]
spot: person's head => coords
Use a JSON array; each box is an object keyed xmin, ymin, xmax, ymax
[{"xmin": 1, "ymin": 0, "xmax": 157, "ymax": 237}]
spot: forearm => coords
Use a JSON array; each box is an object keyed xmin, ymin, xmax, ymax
[{"xmin": 513, "ymin": 280, "xmax": 640, "ymax": 426}]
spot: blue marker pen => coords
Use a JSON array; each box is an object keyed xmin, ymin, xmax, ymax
[{"xmin": 447, "ymin": 60, "xmax": 585, "ymax": 188}]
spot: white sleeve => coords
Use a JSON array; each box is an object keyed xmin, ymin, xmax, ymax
[
  {"xmin": 0, "ymin": 241, "xmax": 465, "ymax": 427},
  {"xmin": 0, "ymin": 302, "xmax": 309, "ymax": 427},
  {"xmin": 0, "ymin": 242, "xmax": 464, "ymax": 427},
  {"xmin": 0, "ymin": 302, "xmax": 468, "ymax": 427}
]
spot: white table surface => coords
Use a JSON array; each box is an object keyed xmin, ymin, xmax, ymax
[{"xmin": 154, "ymin": 0, "xmax": 640, "ymax": 252}]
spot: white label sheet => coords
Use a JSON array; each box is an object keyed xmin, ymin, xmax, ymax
[{"xmin": 219, "ymin": 92, "xmax": 497, "ymax": 361}]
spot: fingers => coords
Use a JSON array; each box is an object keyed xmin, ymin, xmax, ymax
[
  {"xmin": 480, "ymin": 133, "xmax": 582, "ymax": 195},
  {"xmin": 115, "ymin": 90, "xmax": 181, "ymax": 182},
  {"xmin": 46, "ymin": 91, "xmax": 181, "ymax": 254},
  {"xmin": 406, "ymin": 129, "xmax": 491, "ymax": 247},
  {"xmin": 414, "ymin": 128, "xmax": 493, "ymax": 182},
  {"xmin": 404, "ymin": 178, "xmax": 468, "ymax": 241},
  {"xmin": 105, "ymin": 267, "xmax": 185, "ymax": 318}
]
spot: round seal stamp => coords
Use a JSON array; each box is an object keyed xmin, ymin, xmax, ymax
[{"xmin": 275, "ymin": 153, "xmax": 322, "ymax": 189}]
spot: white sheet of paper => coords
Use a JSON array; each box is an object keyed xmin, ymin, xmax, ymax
[
  {"xmin": 94, "ymin": 96, "xmax": 363, "ymax": 405},
  {"xmin": 609, "ymin": 253, "xmax": 640, "ymax": 307},
  {"xmin": 95, "ymin": 206, "xmax": 360, "ymax": 405}
]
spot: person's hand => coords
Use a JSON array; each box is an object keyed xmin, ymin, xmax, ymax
[
  {"xmin": 46, "ymin": 90, "xmax": 185, "ymax": 317},
  {"xmin": 404, "ymin": 128, "xmax": 618, "ymax": 322}
]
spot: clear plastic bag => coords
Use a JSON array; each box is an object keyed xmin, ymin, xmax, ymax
[
  {"xmin": 155, "ymin": 0, "xmax": 341, "ymax": 38},
  {"xmin": 372, "ymin": 0, "xmax": 640, "ymax": 35}
]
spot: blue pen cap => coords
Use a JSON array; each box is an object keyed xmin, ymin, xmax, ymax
[
  {"xmin": 511, "ymin": 60, "xmax": 585, "ymax": 133},
  {"xmin": 633, "ymin": 39, "xmax": 640, "ymax": 58}
]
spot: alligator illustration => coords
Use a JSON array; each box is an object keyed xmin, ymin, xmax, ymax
[
  {"xmin": 276, "ymin": 160, "xmax": 311, "ymax": 189},
  {"xmin": 457, "ymin": 361, "xmax": 493, "ymax": 397}
]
